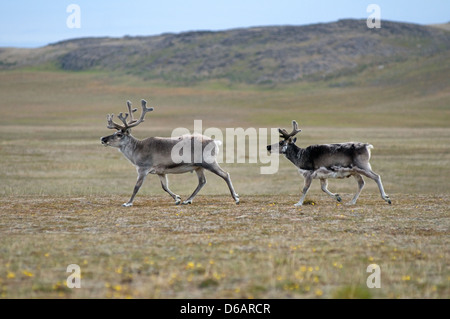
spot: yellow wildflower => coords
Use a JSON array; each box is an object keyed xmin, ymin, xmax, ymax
[
  {"xmin": 402, "ymin": 275, "xmax": 411, "ymax": 281},
  {"xmin": 185, "ymin": 262, "xmax": 195, "ymax": 270}
]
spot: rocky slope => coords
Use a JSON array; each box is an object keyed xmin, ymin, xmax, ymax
[{"xmin": 1, "ymin": 19, "xmax": 449, "ymax": 83}]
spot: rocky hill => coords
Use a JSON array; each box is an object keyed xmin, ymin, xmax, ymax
[{"xmin": 1, "ymin": 19, "xmax": 449, "ymax": 84}]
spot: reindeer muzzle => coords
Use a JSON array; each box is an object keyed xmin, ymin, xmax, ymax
[{"xmin": 101, "ymin": 136, "xmax": 109, "ymax": 146}]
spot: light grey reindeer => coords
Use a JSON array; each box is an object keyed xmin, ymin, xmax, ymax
[
  {"xmin": 267, "ymin": 121, "xmax": 391, "ymax": 206},
  {"xmin": 101, "ymin": 99, "xmax": 239, "ymax": 206}
]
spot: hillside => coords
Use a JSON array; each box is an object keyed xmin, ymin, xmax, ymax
[
  {"xmin": 1, "ymin": 19, "xmax": 449, "ymax": 83},
  {"xmin": 430, "ymin": 22, "xmax": 450, "ymax": 31}
]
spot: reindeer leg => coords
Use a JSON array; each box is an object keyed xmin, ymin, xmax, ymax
[
  {"xmin": 320, "ymin": 178, "xmax": 342, "ymax": 202},
  {"xmin": 123, "ymin": 169, "xmax": 148, "ymax": 207},
  {"xmin": 350, "ymin": 174, "xmax": 365, "ymax": 205},
  {"xmin": 295, "ymin": 172, "xmax": 312, "ymax": 206},
  {"xmin": 353, "ymin": 166, "xmax": 391, "ymax": 204},
  {"xmin": 182, "ymin": 168, "xmax": 206, "ymax": 205},
  {"xmin": 158, "ymin": 174, "xmax": 181, "ymax": 205},
  {"xmin": 203, "ymin": 162, "xmax": 239, "ymax": 204}
]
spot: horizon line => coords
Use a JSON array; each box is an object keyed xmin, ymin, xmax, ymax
[{"xmin": 2, "ymin": 18, "xmax": 449, "ymax": 49}]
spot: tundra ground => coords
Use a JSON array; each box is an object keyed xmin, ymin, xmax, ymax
[
  {"xmin": 0, "ymin": 194, "xmax": 448, "ymax": 298},
  {"xmin": 0, "ymin": 68, "xmax": 448, "ymax": 298}
]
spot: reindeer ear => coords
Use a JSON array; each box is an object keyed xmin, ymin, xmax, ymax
[{"xmin": 289, "ymin": 137, "xmax": 297, "ymax": 144}]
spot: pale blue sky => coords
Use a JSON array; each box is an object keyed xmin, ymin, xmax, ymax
[{"xmin": 1, "ymin": 0, "xmax": 449, "ymax": 47}]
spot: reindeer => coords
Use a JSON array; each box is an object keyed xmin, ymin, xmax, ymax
[
  {"xmin": 100, "ymin": 99, "xmax": 239, "ymax": 206},
  {"xmin": 267, "ymin": 121, "xmax": 391, "ymax": 206}
]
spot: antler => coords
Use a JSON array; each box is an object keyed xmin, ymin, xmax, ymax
[
  {"xmin": 106, "ymin": 99, "xmax": 154, "ymax": 131},
  {"xmin": 279, "ymin": 120, "xmax": 302, "ymax": 139},
  {"xmin": 107, "ymin": 114, "xmax": 125, "ymax": 130},
  {"xmin": 125, "ymin": 100, "xmax": 154, "ymax": 129}
]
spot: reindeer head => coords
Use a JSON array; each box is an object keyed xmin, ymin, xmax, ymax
[
  {"xmin": 267, "ymin": 120, "xmax": 301, "ymax": 154},
  {"xmin": 101, "ymin": 99, "xmax": 154, "ymax": 148}
]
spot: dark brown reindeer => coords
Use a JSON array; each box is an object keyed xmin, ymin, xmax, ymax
[
  {"xmin": 267, "ymin": 121, "xmax": 391, "ymax": 206},
  {"xmin": 101, "ymin": 99, "xmax": 239, "ymax": 206}
]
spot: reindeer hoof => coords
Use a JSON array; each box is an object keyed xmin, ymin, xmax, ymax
[
  {"xmin": 335, "ymin": 194, "xmax": 342, "ymax": 202},
  {"xmin": 122, "ymin": 202, "xmax": 133, "ymax": 207},
  {"xmin": 175, "ymin": 196, "xmax": 181, "ymax": 205},
  {"xmin": 294, "ymin": 202, "xmax": 303, "ymax": 207},
  {"xmin": 182, "ymin": 200, "xmax": 192, "ymax": 205}
]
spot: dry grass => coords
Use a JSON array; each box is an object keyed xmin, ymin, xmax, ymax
[
  {"xmin": 0, "ymin": 67, "xmax": 449, "ymax": 298},
  {"xmin": 0, "ymin": 194, "xmax": 448, "ymax": 299}
]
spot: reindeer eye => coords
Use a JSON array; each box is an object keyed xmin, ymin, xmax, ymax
[{"xmin": 116, "ymin": 132, "xmax": 123, "ymax": 138}]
